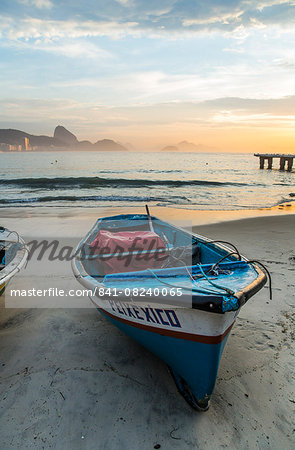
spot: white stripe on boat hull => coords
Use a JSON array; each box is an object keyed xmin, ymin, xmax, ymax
[{"xmin": 90, "ymin": 294, "xmax": 239, "ymax": 341}]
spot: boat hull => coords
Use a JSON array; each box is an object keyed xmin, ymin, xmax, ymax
[
  {"xmin": 90, "ymin": 295, "xmax": 238, "ymax": 409},
  {"xmin": 0, "ymin": 229, "xmax": 28, "ymax": 290},
  {"xmin": 0, "ymin": 282, "xmax": 5, "ymax": 296},
  {"xmin": 72, "ymin": 213, "xmax": 266, "ymax": 410}
]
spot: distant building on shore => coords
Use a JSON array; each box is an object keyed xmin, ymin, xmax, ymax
[
  {"xmin": 0, "ymin": 137, "xmax": 32, "ymax": 152},
  {"xmin": 24, "ymin": 137, "xmax": 31, "ymax": 151},
  {"xmin": 0, "ymin": 143, "xmax": 10, "ymax": 151},
  {"xmin": 8, "ymin": 144, "xmax": 22, "ymax": 151}
]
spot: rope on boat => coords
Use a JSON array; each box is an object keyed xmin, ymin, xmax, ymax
[
  {"xmin": 145, "ymin": 237, "xmax": 236, "ymax": 297},
  {"xmin": 199, "ymin": 239, "xmax": 272, "ymax": 300},
  {"xmin": 210, "ymin": 251, "xmax": 242, "ymax": 272},
  {"xmin": 183, "ymin": 265, "xmax": 228, "ymax": 295},
  {"xmin": 161, "ymin": 248, "xmax": 235, "ymax": 296},
  {"xmin": 196, "ymin": 264, "xmax": 235, "ymax": 296},
  {"xmin": 246, "ymin": 260, "xmax": 272, "ymax": 300},
  {"xmin": 203, "ymin": 240, "xmax": 242, "ymax": 261},
  {"xmin": 146, "ymin": 268, "xmax": 230, "ymax": 297},
  {"xmin": 146, "ymin": 268, "xmax": 218, "ymax": 295}
]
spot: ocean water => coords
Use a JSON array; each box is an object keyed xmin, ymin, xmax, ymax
[{"xmin": 0, "ymin": 151, "xmax": 294, "ymax": 210}]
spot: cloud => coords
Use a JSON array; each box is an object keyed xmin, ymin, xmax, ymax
[
  {"xmin": 182, "ymin": 10, "xmax": 245, "ymax": 28},
  {"xmin": 3, "ymin": 35, "xmax": 112, "ymax": 59},
  {"xmin": 0, "ymin": 16, "xmax": 127, "ymax": 58},
  {"xmin": 2, "ymin": 1, "xmax": 295, "ymax": 39},
  {"xmin": 38, "ymin": 41, "xmax": 112, "ymax": 59},
  {"xmin": 18, "ymin": 0, "xmax": 53, "ymax": 9},
  {"xmin": 115, "ymin": 0, "xmax": 132, "ymax": 5},
  {"xmin": 0, "ymin": 17, "xmax": 139, "ymax": 41},
  {"xmin": 1, "ymin": 95, "xmax": 294, "ymax": 132},
  {"xmin": 47, "ymin": 63, "xmax": 295, "ymax": 105}
]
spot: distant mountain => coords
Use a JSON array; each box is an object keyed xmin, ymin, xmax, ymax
[
  {"xmin": 0, "ymin": 126, "xmax": 128, "ymax": 151},
  {"xmin": 178, "ymin": 141, "xmax": 201, "ymax": 151},
  {"xmin": 162, "ymin": 145, "xmax": 179, "ymax": 152},
  {"xmin": 123, "ymin": 142, "xmax": 135, "ymax": 151},
  {"xmin": 161, "ymin": 140, "xmax": 215, "ymax": 152},
  {"xmin": 54, "ymin": 125, "xmax": 78, "ymax": 146},
  {"xmin": 77, "ymin": 140, "xmax": 93, "ymax": 149},
  {"xmin": 94, "ymin": 139, "xmax": 127, "ymax": 151}
]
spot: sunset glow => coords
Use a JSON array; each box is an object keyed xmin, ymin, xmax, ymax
[{"xmin": 1, "ymin": 1, "xmax": 295, "ymax": 151}]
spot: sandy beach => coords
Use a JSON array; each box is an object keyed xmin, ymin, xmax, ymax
[{"xmin": 0, "ymin": 206, "xmax": 294, "ymax": 449}]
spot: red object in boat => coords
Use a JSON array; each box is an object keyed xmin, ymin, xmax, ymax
[{"xmin": 90, "ymin": 230, "xmax": 167, "ymax": 274}]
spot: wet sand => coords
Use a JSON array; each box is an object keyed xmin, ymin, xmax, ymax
[{"xmin": 0, "ymin": 207, "xmax": 294, "ymax": 449}]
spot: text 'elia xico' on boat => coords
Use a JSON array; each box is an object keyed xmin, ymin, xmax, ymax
[
  {"xmin": 72, "ymin": 206, "xmax": 271, "ymax": 411},
  {"xmin": 0, "ymin": 226, "xmax": 28, "ymax": 296}
]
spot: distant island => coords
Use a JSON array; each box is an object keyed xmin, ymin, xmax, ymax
[
  {"xmin": 161, "ymin": 141, "xmax": 215, "ymax": 152},
  {"xmin": 0, "ymin": 126, "xmax": 127, "ymax": 152}
]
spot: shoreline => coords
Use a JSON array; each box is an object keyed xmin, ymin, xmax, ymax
[{"xmin": 1, "ymin": 201, "xmax": 295, "ymax": 229}]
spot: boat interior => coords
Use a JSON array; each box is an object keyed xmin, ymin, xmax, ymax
[
  {"xmin": 79, "ymin": 214, "xmax": 242, "ymax": 281},
  {"xmin": 73, "ymin": 213, "xmax": 268, "ymax": 312}
]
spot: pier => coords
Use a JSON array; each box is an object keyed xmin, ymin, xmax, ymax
[{"xmin": 254, "ymin": 153, "xmax": 295, "ymax": 171}]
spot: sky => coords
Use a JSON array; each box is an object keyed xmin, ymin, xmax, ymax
[{"xmin": 0, "ymin": 0, "xmax": 295, "ymax": 151}]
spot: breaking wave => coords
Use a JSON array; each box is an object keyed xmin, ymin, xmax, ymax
[
  {"xmin": 0, "ymin": 194, "xmax": 191, "ymax": 206},
  {"xmin": 0, "ymin": 176, "xmax": 248, "ymax": 190}
]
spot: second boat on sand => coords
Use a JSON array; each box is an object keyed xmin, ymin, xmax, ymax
[{"xmin": 0, "ymin": 226, "xmax": 28, "ymax": 296}]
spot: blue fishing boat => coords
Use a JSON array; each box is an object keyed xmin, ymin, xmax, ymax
[
  {"xmin": 72, "ymin": 207, "xmax": 268, "ymax": 410},
  {"xmin": 0, "ymin": 226, "xmax": 28, "ymax": 296}
]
